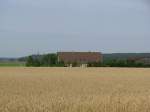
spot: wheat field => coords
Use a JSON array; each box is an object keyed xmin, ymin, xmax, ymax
[{"xmin": 0, "ymin": 67, "xmax": 150, "ymax": 112}]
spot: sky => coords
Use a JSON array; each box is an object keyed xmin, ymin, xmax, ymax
[{"xmin": 0, "ymin": 0, "xmax": 150, "ymax": 57}]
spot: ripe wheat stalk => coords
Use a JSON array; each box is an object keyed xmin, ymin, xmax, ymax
[{"xmin": 0, "ymin": 67, "xmax": 150, "ymax": 112}]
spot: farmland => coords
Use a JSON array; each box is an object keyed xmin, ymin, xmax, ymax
[
  {"xmin": 0, "ymin": 61, "xmax": 25, "ymax": 67},
  {"xmin": 0, "ymin": 68, "xmax": 150, "ymax": 112}
]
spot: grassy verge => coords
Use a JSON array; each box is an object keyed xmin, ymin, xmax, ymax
[{"xmin": 0, "ymin": 62, "xmax": 25, "ymax": 67}]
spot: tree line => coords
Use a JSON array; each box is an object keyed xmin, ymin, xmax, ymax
[
  {"xmin": 26, "ymin": 53, "xmax": 150, "ymax": 67},
  {"xmin": 26, "ymin": 54, "xmax": 64, "ymax": 67}
]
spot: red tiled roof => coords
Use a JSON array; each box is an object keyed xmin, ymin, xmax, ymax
[{"xmin": 58, "ymin": 52, "xmax": 102, "ymax": 63}]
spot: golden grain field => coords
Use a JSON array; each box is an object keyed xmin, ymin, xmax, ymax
[{"xmin": 0, "ymin": 67, "xmax": 150, "ymax": 112}]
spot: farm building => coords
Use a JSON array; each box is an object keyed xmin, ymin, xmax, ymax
[
  {"xmin": 57, "ymin": 52, "xmax": 103, "ymax": 67},
  {"xmin": 135, "ymin": 58, "xmax": 150, "ymax": 65}
]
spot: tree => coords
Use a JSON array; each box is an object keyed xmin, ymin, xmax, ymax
[
  {"xmin": 33, "ymin": 58, "xmax": 41, "ymax": 67},
  {"xmin": 40, "ymin": 54, "xmax": 58, "ymax": 67},
  {"xmin": 57, "ymin": 61, "xmax": 65, "ymax": 67},
  {"xmin": 26, "ymin": 56, "xmax": 34, "ymax": 67},
  {"xmin": 49, "ymin": 54, "xmax": 57, "ymax": 65},
  {"xmin": 41, "ymin": 54, "xmax": 51, "ymax": 66}
]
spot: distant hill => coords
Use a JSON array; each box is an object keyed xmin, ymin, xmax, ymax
[
  {"xmin": 0, "ymin": 58, "xmax": 18, "ymax": 62},
  {"xmin": 0, "ymin": 58, "xmax": 25, "ymax": 67},
  {"xmin": 103, "ymin": 53, "xmax": 150, "ymax": 62}
]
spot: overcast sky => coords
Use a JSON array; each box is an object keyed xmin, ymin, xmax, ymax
[{"xmin": 0, "ymin": 0, "xmax": 150, "ymax": 57}]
